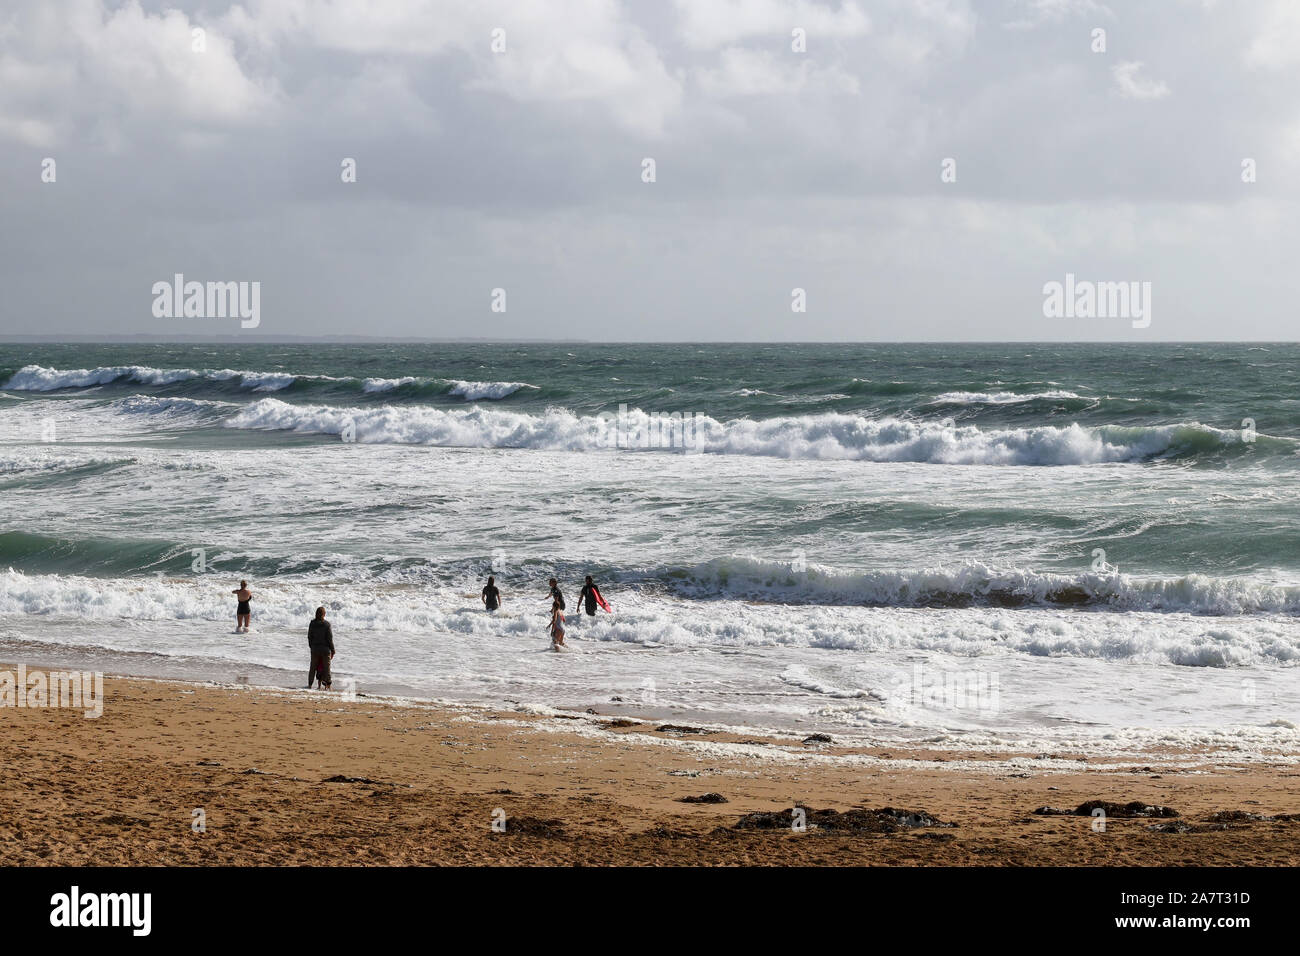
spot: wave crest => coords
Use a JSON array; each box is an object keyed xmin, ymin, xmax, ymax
[
  {"xmin": 219, "ymin": 399, "xmax": 1281, "ymax": 465},
  {"xmin": 665, "ymin": 556, "xmax": 1300, "ymax": 615},
  {"xmin": 447, "ymin": 380, "xmax": 538, "ymax": 400},
  {"xmin": 4, "ymin": 364, "xmax": 298, "ymax": 392}
]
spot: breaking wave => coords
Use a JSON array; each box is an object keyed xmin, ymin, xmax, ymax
[
  {"xmin": 3, "ymin": 365, "xmax": 539, "ymax": 402},
  {"xmin": 1, "ymin": 566, "xmax": 1296, "ymax": 669},
  {"xmin": 217, "ymin": 398, "xmax": 1288, "ymax": 465},
  {"xmin": 660, "ymin": 556, "xmax": 1300, "ymax": 616}
]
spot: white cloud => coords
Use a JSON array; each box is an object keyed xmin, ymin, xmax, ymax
[
  {"xmin": 86, "ymin": 3, "xmax": 273, "ymax": 123},
  {"xmin": 0, "ymin": 0, "xmax": 277, "ymax": 148},
  {"xmin": 1111, "ymin": 61, "xmax": 1170, "ymax": 100},
  {"xmin": 224, "ymin": 0, "xmax": 475, "ymax": 55},
  {"xmin": 674, "ymin": 0, "xmax": 870, "ymax": 51},
  {"xmin": 2, "ymin": 0, "xmax": 1299, "ymax": 340},
  {"xmin": 1244, "ymin": 0, "xmax": 1300, "ymax": 70},
  {"xmin": 229, "ymin": 0, "xmax": 684, "ymax": 136},
  {"xmin": 867, "ymin": 0, "xmax": 975, "ymax": 68},
  {"xmin": 1003, "ymin": 0, "xmax": 1113, "ymax": 30},
  {"xmin": 695, "ymin": 47, "xmax": 859, "ymax": 97},
  {"xmin": 468, "ymin": 19, "xmax": 684, "ymax": 137}
]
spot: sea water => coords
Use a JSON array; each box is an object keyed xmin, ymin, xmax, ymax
[{"xmin": 1, "ymin": 343, "xmax": 1296, "ymax": 755}]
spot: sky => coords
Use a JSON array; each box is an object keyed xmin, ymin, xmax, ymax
[{"xmin": 0, "ymin": 0, "xmax": 1298, "ymax": 341}]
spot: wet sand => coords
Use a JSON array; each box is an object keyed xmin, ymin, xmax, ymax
[{"xmin": 2, "ymin": 667, "xmax": 1298, "ymax": 866}]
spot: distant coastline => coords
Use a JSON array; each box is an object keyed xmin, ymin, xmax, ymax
[
  {"xmin": 0, "ymin": 336, "xmax": 1296, "ymax": 345},
  {"xmin": 0, "ymin": 334, "xmax": 583, "ymax": 344}
]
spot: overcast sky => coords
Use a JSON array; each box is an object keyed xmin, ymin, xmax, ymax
[{"xmin": 1, "ymin": 0, "xmax": 1297, "ymax": 341}]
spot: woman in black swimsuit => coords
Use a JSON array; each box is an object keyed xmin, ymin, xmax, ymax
[{"xmin": 232, "ymin": 580, "xmax": 253, "ymax": 633}]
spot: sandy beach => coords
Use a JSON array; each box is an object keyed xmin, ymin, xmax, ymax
[{"xmin": 2, "ymin": 664, "xmax": 1297, "ymax": 867}]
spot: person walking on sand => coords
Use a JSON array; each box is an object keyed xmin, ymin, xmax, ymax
[
  {"xmin": 232, "ymin": 580, "xmax": 253, "ymax": 633},
  {"xmin": 307, "ymin": 606, "xmax": 335, "ymax": 690},
  {"xmin": 549, "ymin": 599, "xmax": 566, "ymax": 650},
  {"xmin": 482, "ymin": 575, "xmax": 502, "ymax": 612}
]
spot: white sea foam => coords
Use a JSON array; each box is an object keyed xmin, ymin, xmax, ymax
[
  {"xmin": 363, "ymin": 376, "xmax": 421, "ymax": 392},
  {"xmin": 1, "ymin": 570, "xmax": 1295, "ymax": 665},
  {"xmin": 0, "ymin": 450, "xmax": 136, "ymax": 475},
  {"xmin": 115, "ymin": 395, "xmax": 234, "ymax": 416},
  {"xmin": 779, "ymin": 393, "xmax": 852, "ymax": 404},
  {"xmin": 227, "ymin": 398, "xmax": 597, "ymax": 448},
  {"xmin": 928, "ymin": 390, "xmax": 1087, "ymax": 405}
]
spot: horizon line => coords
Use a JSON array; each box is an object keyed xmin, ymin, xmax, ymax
[{"xmin": 1, "ymin": 336, "xmax": 1297, "ymax": 346}]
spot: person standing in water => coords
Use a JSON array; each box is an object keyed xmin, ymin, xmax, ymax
[
  {"xmin": 546, "ymin": 578, "xmax": 565, "ymax": 612},
  {"xmin": 232, "ymin": 580, "xmax": 253, "ymax": 633},
  {"xmin": 481, "ymin": 576, "xmax": 502, "ymax": 612},
  {"xmin": 549, "ymin": 599, "xmax": 566, "ymax": 650},
  {"xmin": 307, "ymin": 606, "xmax": 335, "ymax": 690},
  {"xmin": 545, "ymin": 578, "xmax": 567, "ymax": 649},
  {"xmin": 578, "ymin": 576, "xmax": 600, "ymax": 617}
]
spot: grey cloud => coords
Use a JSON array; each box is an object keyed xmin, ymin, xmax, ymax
[{"xmin": 1, "ymin": 0, "xmax": 1296, "ymax": 340}]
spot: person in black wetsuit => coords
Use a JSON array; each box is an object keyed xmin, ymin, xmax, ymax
[
  {"xmin": 232, "ymin": 580, "xmax": 253, "ymax": 633},
  {"xmin": 578, "ymin": 576, "xmax": 600, "ymax": 617},
  {"xmin": 307, "ymin": 606, "xmax": 335, "ymax": 690},
  {"xmin": 546, "ymin": 578, "xmax": 565, "ymax": 611},
  {"xmin": 481, "ymin": 576, "xmax": 501, "ymax": 612}
]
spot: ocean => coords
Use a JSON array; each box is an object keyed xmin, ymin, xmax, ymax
[{"xmin": 1, "ymin": 342, "xmax": 1297, "ymax": 756}]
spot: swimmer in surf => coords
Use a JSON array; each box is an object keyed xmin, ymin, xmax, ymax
[
  {"xmin": 546, "ymin": 578, "xmax": 565, "ymax": 611},
  {"xmin": 549, "ymin": 599, "xmax": 566, "ymax": 650},
  {"xmin": 482, "ymin": 576, "xmax": 501, "ymax": 611},
  {"xmin": 232, "ymin": 580, "xmax": 253, "ymax": 633}
]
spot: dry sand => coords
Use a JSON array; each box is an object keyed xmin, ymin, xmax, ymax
[{"xmin": 2, "ymin": 666, "xmax": 1298, "ymax": 866}]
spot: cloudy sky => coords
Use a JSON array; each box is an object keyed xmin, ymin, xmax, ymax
[{"xmin": 1, "ymin": 0, "xmax": 1297, "ymax": 341}]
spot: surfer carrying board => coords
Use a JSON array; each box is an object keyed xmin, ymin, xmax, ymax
[
  {"xmin": 577, "ymin": 576, "xmax": 611, "ymax": 617},
  {"xmin": 232, "ymin": 580, "xmax": 253, "ymax": 633}
]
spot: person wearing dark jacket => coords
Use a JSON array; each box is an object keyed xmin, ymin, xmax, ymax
[{"xmin": 307, "ymin": 606, "xmax": 335, "ymax": 690}]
